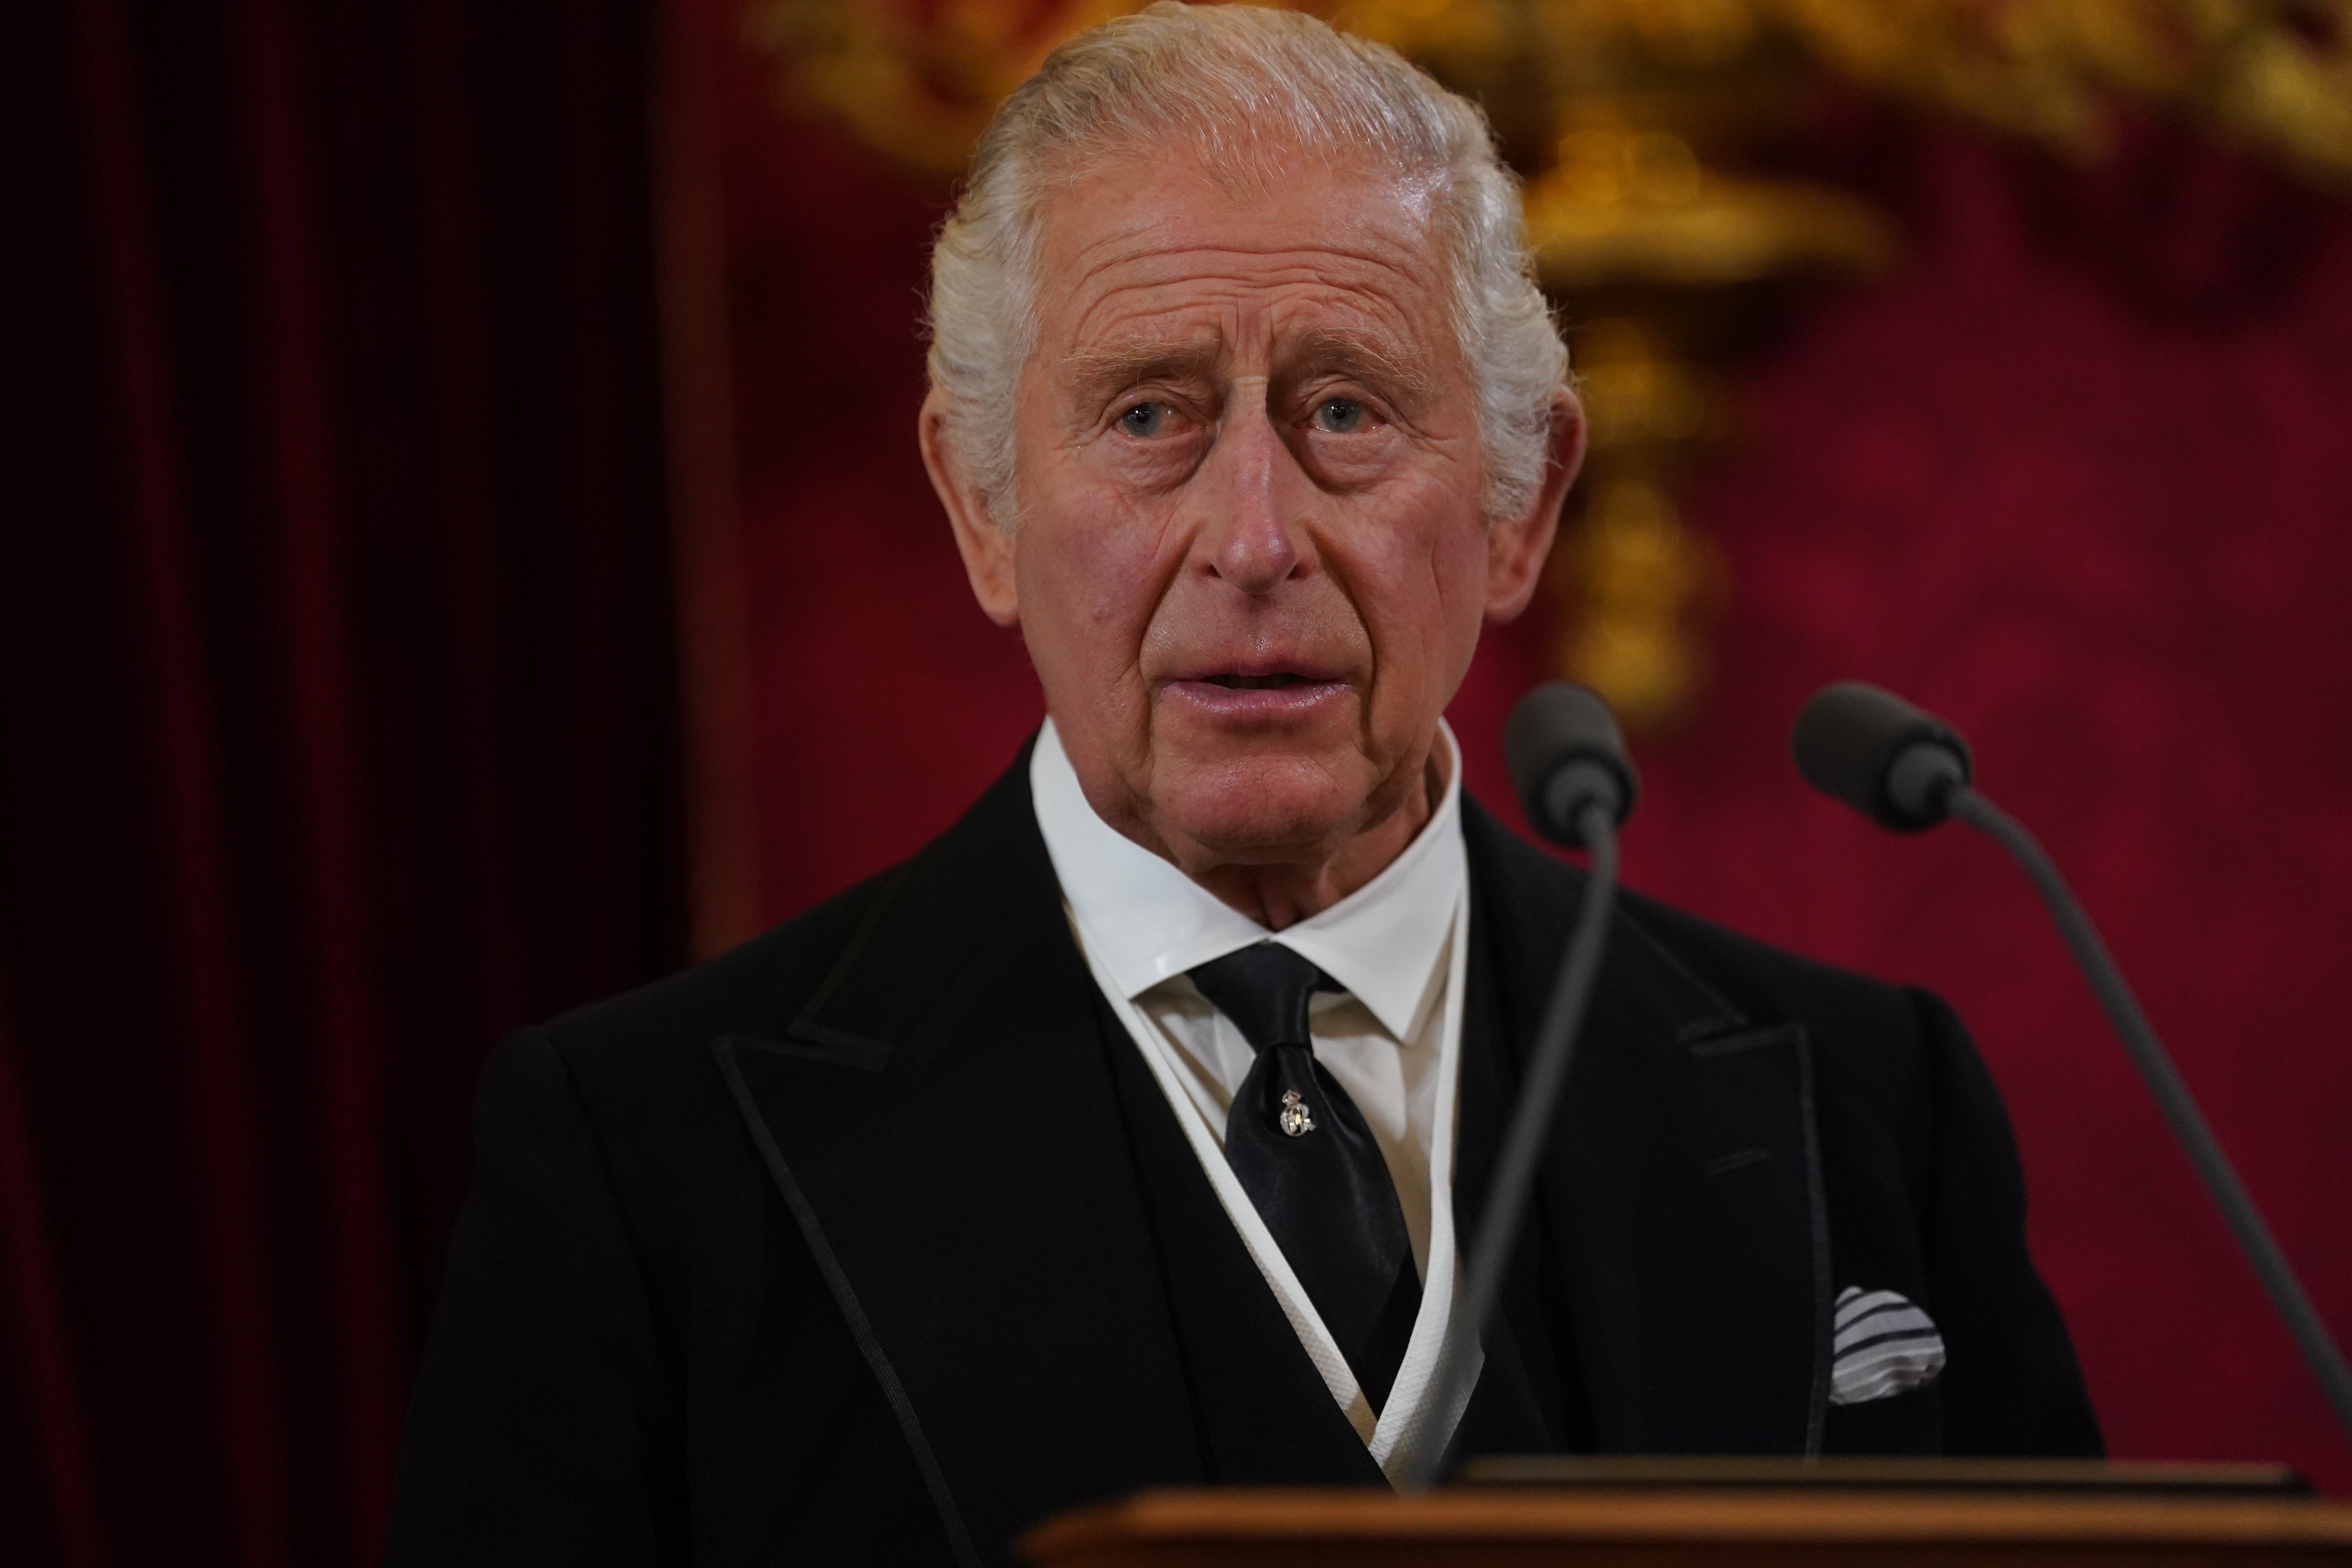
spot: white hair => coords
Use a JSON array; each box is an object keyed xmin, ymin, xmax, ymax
[{"xmin": 925, "ymin": 1, "xmax": 1567, "ymax": 527}]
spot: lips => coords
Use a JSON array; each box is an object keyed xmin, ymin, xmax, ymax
[
  {"xmin": 1167, "ymin": 654, "xmax": 1346, "ymax": 688},
  {"xmin": 1160, "ymin": 664, "xmax": 1352, "ymax": 722}
]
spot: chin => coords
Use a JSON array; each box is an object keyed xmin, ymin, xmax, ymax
[{"xmin": 1145, "ymin": 751, "xmax": 1372, "ymax": 861}]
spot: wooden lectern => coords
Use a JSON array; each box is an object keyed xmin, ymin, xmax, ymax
[{"xmin": 1022, "ymin": 1460, "xmax": 2352, "ymax": 1568}]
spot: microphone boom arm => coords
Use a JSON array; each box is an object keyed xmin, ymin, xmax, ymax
[
  {"xmin": 1402, "ymin": 798, "xmax": 1620, "ymax": 1490},
  {"xmin": 1948, "ymin": 785, "xmax": 2352, "ymax": 1446}
]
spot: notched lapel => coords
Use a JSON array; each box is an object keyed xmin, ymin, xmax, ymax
[
  {"xmin": 1559, "ymin": 923, "xmax": 1832, "ymax": 1455},
  {"xmin": 1460, "ymin": 801, "xmax": 1831, "ymax": 1459},
  {"xmin": 768, "ymin": 859, "xmax": 913, "ymax": 1071},
  {"xmin": 731, "ymin": 1030, "xmax": 891, "ymax": 1074},
  {"xmin": 717, "ymin": 757, "xmax": 1201, "ymax": 1563}
]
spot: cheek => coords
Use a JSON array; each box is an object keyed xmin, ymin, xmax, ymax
[
  {"xmin": 1345, "ymin": 488, "xmax": 1492, "ymax": 686},
  {"xmin": 1017, "ymin": 485, "xmax": 1180, "ymax": 675}
]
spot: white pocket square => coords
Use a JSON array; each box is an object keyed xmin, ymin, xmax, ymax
[{"xmin": 1830, "ymin": 1286, "xmax": 1946, "ymax": 1405}]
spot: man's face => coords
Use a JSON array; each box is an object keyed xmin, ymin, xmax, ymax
[{"xmin": 928, "ymin": 148, "xmax": 1573, "ymax": 888}]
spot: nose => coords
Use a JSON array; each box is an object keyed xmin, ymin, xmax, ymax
[{"xmin": 1196, "ymin": 399, "xmax": 1311, "ymax": 597}]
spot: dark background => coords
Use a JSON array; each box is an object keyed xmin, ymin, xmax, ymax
[
  {"xmin": 3, "ymin": 2, "xmax": 682, "ymax": 1563},
  {"xmin": 4, "ymin": 0, "xmax": 2350, "ymax": 1563}
]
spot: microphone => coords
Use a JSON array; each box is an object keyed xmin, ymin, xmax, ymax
[
  {"xmin": 1505, "ymin": 681, "xmax": 1638, "ymax": 848},
  {"xmin": 1791, "ymin": 682, "xmax": 2352, "ymax": 1447},
  {"xmin": 1790, "ymin": 680, "xmax": 1970, "ymax": 831},
  {"xmin": 1405, "ymin": 683, "xmax": 1634, "ymax": 1489}
]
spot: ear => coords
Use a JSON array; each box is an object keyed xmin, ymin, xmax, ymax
[
  {"xmin": 920, "ymin": 389, "xmax": 1020, "ymax": 628},
  {"xmin": 1483, "ymin": 385, "xmax": 1587, "ymax": 624}
]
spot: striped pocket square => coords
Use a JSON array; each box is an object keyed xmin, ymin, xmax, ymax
[{"xmin": 1830, "ymin": 1286, "xmax": 1946, "ymax": 1405}]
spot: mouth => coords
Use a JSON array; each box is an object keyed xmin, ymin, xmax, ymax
[
  {"xmin": 1203, "ymin": 672, "xmax": 1315, "ymax": 690},
  {"xmin": 1161, "ymin": 665, "xmax": 1351, "ymax": 724}
]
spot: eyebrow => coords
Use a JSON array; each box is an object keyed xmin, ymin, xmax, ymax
[
  {"xmin": 1059, "ymin": 327, "xmax": 1437, "ymax": 410},
  {"xmin": 1060, "ymin": 338, "xmax": 1223, "ymax": 410},
  {"xmin": 1282, "ymin": 327, "xmax": 1436, "ymax": 407}
]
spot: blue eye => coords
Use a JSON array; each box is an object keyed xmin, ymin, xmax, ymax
[
  {"xmin": 1315, "ymin": 397, "xmax": 1365, "ymax": 433},
  {"xmin": 1119, "ymin": 402, "xmax": 1169, "ymax": 437}
]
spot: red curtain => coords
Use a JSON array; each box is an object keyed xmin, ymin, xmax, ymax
[
  {"xmin": 690, "ymin": 4, "xmax": 2352, "ymax": 1497},
  {"xmin": 0, "ymin": 2, "xmax": 684, "ymax": 1564}
]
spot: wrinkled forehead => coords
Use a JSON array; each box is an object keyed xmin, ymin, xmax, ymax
[{"xmin": 1026, "ymin": 148, "xmax": 1462, "ymax": 381}]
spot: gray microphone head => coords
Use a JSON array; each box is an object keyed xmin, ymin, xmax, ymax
[
  {"xmin": 1505, "ymin": 682, "xmax": 1638, "ymax": 849},
  {"xmin": 1791, "ymin": 681, "xmax": 1973, "ymax": 832}
]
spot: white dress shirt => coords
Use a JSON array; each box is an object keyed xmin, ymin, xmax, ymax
[{"xmin": 1029, "ymin": 718, "xmax": 1477, "ymax": 1483}]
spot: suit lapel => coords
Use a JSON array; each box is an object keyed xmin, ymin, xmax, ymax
[
  {"xmin": 1459, "ymin": 799, "xmax": 1832, "ymax": 1457},
  {"xmin": 713, "ymin": 754, "xmax": 1203, "ymax": 1563}
]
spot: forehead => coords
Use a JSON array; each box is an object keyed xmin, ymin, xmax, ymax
[{"xmin": 1028, "ymin": 151, "xmax": 1457, "ymax": 366}]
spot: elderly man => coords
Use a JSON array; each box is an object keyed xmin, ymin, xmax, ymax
[{"xmin": 386, "ymin": 7, "xmax": 2098, "ymax": 1565}]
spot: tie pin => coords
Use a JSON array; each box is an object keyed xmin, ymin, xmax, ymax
[{"xmin": 1278, "ymin": 1090, "xmax": 1316, "ymax": 1137}]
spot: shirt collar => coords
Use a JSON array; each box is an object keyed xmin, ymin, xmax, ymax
[{"xmin": 1030, "ymin": 715, "xmax": 1466, "ymax": 1043}]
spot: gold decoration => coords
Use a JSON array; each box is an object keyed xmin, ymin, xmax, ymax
[
  {"xmin": 1524, "ymin": 126, "xmax": 1894, "ymax": 289},
  {"xmin": 1330, "ymin": 0, "xmax": 2352, "ymax": 184},
  {"xmin": 1561, "ymin": 477, "xmax": 1720, "ymax": 730},
  {"xmin": 744, "ymin": 0, "xmax": 1129, "ymax": 174},
  {"xmin": 1547, "ymin": 319, "xmax": 1728, "ymax": 730},
  {"xmin": 1786, "ymin": 0, "xmax": 2352, "ymax": 184}
]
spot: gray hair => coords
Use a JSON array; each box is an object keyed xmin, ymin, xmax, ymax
[{"xmin": 925, "ymin": 2, "xmax": 1567, "ymax": 527}]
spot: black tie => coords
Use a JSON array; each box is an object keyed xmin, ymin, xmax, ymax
[{"xmin": 1189, "ymin": 942, "xmax": 1422, "ymax": 1412}]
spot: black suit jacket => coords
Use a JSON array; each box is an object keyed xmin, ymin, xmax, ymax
[{"xmin": 385, "ymin": 749, "xmax": 2099, "ymax": 1567}]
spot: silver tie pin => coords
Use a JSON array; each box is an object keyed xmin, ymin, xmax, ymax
[{"xmin": 1278, "ymin": 1090, "xmax": 1316, "ymax": 1137}]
